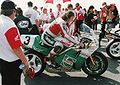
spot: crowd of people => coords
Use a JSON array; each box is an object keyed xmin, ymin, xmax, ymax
[
  {"xmin": 13, "ymin": 1, "xmax": 119, "ymax": 37},
  {"xmin": 0, "ymin": 0, "xmax": 119, "ymax": 85}
]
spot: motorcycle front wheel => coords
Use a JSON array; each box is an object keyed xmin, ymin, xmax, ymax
[
  {"xmin": 24, "ymin": 49, "xmax": 46, "ymax": 76},
  {"xmin": 106, "ymin": 39, "xmax": 120, "ymax": 60},
  {"xmin": 82, "ymin": 51, "xmax": 108, "ymax": 77}
]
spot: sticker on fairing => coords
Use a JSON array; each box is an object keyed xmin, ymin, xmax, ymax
[{"xmin": 60, "ymin": 55, "xmax": 76, "ymax": 68}]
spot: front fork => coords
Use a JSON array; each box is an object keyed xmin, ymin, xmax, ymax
[{"xmin": 89, "ymin": 56, "xmax": 96, "ymax": 65}]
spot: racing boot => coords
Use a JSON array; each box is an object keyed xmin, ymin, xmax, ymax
[{"xmin": 44, "ymin": 52, "xmax": 56, "ymax": 68}]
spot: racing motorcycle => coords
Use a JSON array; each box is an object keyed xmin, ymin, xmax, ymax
[
  {"xmin": 106, "ymin": 27, "xmax": 120, "ymax": 60},
  {"xmin": 20, "ymin": 23, "xmax": 108, "ymax": 77}
]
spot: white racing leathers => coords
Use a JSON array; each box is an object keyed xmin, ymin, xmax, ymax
[{"xmin": 41, "ymin": 17, "xmax": 79, "ymax": 47}]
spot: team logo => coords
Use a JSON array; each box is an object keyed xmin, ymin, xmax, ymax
[
  {"xmin": 17, "ymin": 21, "xmax": 29, "ymax": 28},
  {"xmin": 14, "ymin": 35, "xmax": 20, "ymax": 41}
]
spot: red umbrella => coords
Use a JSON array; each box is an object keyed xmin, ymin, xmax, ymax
[
  {"xmin": 45, "ymin": 0, "xmax": 71, "ymax": 4},
  {"xmin": 45, "ymin": 0, "xmax": 53, "ymax": 4},
  {"xmin": 63, "ymin": 0, "xmax": 71, "ymax": 3}
]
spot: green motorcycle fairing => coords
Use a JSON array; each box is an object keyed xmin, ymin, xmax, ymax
[{"xmin": 21, "ymin": 34, "xmax": 87, "ymax": 70}]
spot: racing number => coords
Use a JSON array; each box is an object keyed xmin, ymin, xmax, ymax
[{"xmin": 24, "ymin": 36, "xmax": 30, "ymax": 45}]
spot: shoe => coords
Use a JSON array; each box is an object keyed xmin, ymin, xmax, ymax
[
  {"xmin": 46, "ymin": 60, "xmax": 56, "ymax": 68},
  {"xmin": 46, "ymin": 60, "xmax": 52, "ymax": 65},
  {"xmin": 44, "ymin": 58, "xmax": 56, "ymax": 68}
]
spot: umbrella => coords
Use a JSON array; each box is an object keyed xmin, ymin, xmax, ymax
[
  {"xmin": 45, "ymin": 0, "xmax": 53, "ymax": 4},
  {"xmin": 63, "ymin": 0, "xmax": 71, "ymax": 3},
  {"xmin": 45, "ymin": 0, "xmax": 71, "ymax": 4}
]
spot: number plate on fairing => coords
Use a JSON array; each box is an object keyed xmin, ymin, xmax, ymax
[{"xmin": 20, "ymin": 35, "xmax": 39, "ymax": 48}]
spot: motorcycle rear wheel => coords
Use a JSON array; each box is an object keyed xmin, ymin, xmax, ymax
[{"xmin": 82, "ymin": 51, "xmax": 108, "ymax": 77}]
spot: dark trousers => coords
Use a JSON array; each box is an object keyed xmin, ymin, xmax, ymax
[
  {"xmin": 0, "ymin": 59, "xmax": 22, "ymax": 85},
  {"xmin": 19, "ymin": 29, "xmax": 30, "ymax": 35},
  {"xmin": 99, "ymin": 22, "xmax": 106, "ymax": 46},
  {"xmin": 93, "ymin": 23, "xmax": 97, "ymax": 30},
  {"xmin": 75, "ymin": 20, "xmax": 83, "ymax": 32},
  {"xmin": 30, "ymin": 24, "xmax": 39, "ymax": 35}
]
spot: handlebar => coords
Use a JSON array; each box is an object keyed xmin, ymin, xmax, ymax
[
  {"xmin": 110, "ymin": 33, "xmax": 120, "ymax": 38},
  {"xmin": 109, "ymin": 29, "xmax": 120, "ymax": 38},
  {"xmin": 115, "ymin": 29, "xmax": 120, "ymax": 34}
]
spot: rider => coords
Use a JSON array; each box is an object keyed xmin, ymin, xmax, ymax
[{"xmin": 41, "ymin": 11, "xmax": 81, "ymax": 66}]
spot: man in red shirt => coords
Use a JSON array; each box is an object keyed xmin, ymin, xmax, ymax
[
  {"xmin": 99, "ymin": 2, "xmax": 107, "ymax": 47},
  {"xmin": 0, "ymin": 0, "xmax": 29, "ymax": 85},
  {"xmin": 75, "ymin": 3, "xmax": 85, "ymax": 31}
]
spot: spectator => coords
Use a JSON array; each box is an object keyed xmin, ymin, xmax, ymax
[
  {"xmin": 0, "ymin": 0, "xmax": 29, "ymax": 85},
  {"xmin": 75, "ymin": 3, "xmax": 85, "ymax": 30},
  {"xmin": 39, "ymin": 8, "xmax": 50, "ymax": 26},
  {"xmin": 67, "ymin": 4, "xmax": 73, "ymax": 10},
  {"xmin": 85, "ymin": 5, "xmax": 95, "ymax": 29},
  {"xmin": 49, "ymin": 8, "xmax": 55, "ymax": 23},
  {"xmin": 55, "ymin": 3, "xmax": 64, "ymax": 18},
  {"xmin": 99, "ymin": 2, "xmax": 108, "ymax": 47},
  {"xmin": 107, "ymin": 4, "xmax": 118, "ymax": 29},
  {"xmin": 39, "ymin": 7, "xmax": 43, "ymax": 14},
  {"xmin": 83, "ymin": 8, "xmax": 87, "ymax": 22},
  {"xmin": 14, "ymin": 7, "xmax": 32, "ymax": 35},
  {"xmin": 33, "ymin": 6, "xmax": 40, "ymax": 15},
  {"xmin": 67, "ymin": 3, "xmax": 77, "ymax": 36},
  {"xmin": 93, "ymin": 9, "xmax": 99, "ymax": 31},
  {"xmin": 24, "ymin": 1, "xmax": 40, "ymax": 34}
]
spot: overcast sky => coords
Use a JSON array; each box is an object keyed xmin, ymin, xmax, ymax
[{"xmin": 0, "ymin": 0, "xmax": 120, "ymax": 13}]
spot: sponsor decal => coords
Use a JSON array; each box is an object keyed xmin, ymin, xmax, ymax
[{"xmin": 60, "ymin": 55, "xmax": 76, "ymax": 68}]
